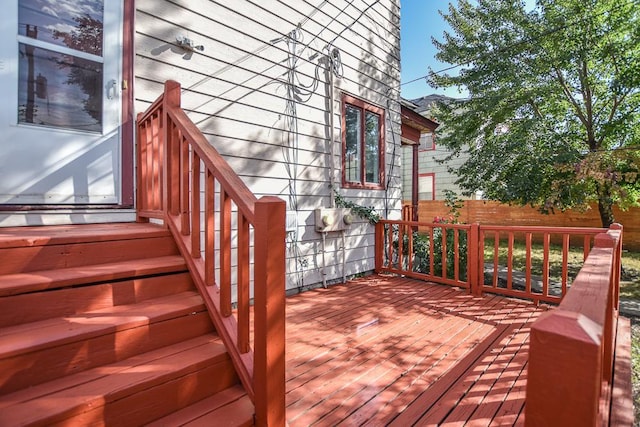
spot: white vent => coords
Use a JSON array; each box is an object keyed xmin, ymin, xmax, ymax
[{"xmin": 285, "ymin": 211, "xmax": 298, "ymax": 232}]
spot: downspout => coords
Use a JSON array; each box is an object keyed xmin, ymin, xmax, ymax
[
  {"xmin": 412, "ymin": 143, "xmax": 419, "ymax": 221},
  {"xmin": 341, "ymin": 230, "xmax": 346, "ymax": 283},
  {"xmin": 321, "ymin": 232, "xmax": 327, "ymax": 288},
  {"xmin": 328, "ymin": 48, "xmax": 336, "ymax": 208}
]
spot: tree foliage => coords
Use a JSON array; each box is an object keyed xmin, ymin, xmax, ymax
[{"xmin": 429, "ymin": 0, "xmax": 640, "ymax": 227}]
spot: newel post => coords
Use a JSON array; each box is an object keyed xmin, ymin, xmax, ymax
[
  {"xmin": 163, "ymin": 80, "xmax": 181, "ymax": 217},
  {"xmin": 254, "ymin": 196, "xmax": 286, "ymax": 427},
  {"xmin": 468, "ymin": 223, "xmax": 480, "ymax": 295},
  {"xmin": 135, "ymin": 111, "xmax": 148, "ymax": 223},
  {"xmin": 526, "ymin": 228, "xmax": 622, "ymax": 427}
]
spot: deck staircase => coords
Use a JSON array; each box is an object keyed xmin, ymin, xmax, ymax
[{"xmin": 0, "ymin": 222, "xmax": 254, "ymax": 426}]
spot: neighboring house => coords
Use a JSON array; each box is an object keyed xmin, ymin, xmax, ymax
[
  {"xmin": 402, "ymin": 94, "xmax": 482, "ymax": 203},
  {"xmin": 399, "ymin": 98, "xmax": 439, "ymax": 220},
  {"xmin": 0, "ymin": 0, "xmax": 402, "ymax": 293}
]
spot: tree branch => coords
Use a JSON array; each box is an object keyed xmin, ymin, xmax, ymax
[{"xmin": 553, "ymin": 67, "xmax": 589, "ymax": 130}]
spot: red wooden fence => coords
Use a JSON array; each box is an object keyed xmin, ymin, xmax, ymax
[
  {"xmin": 410, "ymin": 199, "xmax": 640, "ymax": 250},
  {"xmin": 137, "ymin": 81, "xmax": 285, "ymax": 426}
]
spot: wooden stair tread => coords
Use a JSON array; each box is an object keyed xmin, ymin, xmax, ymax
[
  {"xmin": 0, "ymin": 255, "xmax": 187, "ymax": 297},
  {"xmin": 0, "ymin": 291, "xmax": 205, "ymax": 358},
  {"xmin": 0, "ymin": 334, "xmax": 230, "ymax": 425},
  {"xmin": 0, "ymin": 222, "xmax": 170, "ymax": 249},
  {"xmin": 147, "ymin": 384, "xmax": 253, "ymax": 426}
]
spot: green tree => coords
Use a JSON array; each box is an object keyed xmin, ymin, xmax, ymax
[{"xmin": 429, "ymin": 0, "xmax": 640, "ymax": 227}]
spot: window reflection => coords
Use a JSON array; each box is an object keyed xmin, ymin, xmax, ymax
[
  {"xmin": 19, "ymin": 0, "xmax": 104, "ymax": 55},
  {"xmin": 365, "ymin": 112, "xmax": 380, "ymax": 184},
  {"xmin": 18, "ymin": 44, "xmax": 103, "ymax": 132},
  {"xmin": 345, "ymin": 105, "xmax": 362, "ymax": 183},
  {"xmin": 17, "ymin": 0, "xmax": 104, "ymax": 133}
]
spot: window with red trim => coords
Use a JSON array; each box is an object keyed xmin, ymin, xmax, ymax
[
  {"xmin": 419, "ymin": 132, "xmax": 435, "ymax": 151},
  {"xmin": 418, "ymin": 173, "xmax": 435, "ymax": 200},
  {"xmin": 342, "ymin": 95, "xmax": 385, "ymax": 189}
]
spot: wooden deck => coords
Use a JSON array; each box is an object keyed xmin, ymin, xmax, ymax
[{"xmin": 284, "ymin": 275, "xmax": 548, "ymax": 426}]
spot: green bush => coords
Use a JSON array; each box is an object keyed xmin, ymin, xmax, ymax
[
  {"xmin": 393, "ymin": 224, "xmax": 468, "ymax": 281},
  {"xmin": 390, "ymin": 191, "xmax": 468, "ymax": 280}
]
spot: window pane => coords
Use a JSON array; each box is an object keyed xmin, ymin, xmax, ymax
[
  {"xmin": 365, "ymin": 111, "xmax": 380, "ymax": 184},
  {"xmin": 19, "ymin": 0, "xmax": 104, "ymax": 56},
  {"xmin": 18, "ymin": 44, "xmax": 103, "ymax": 132},
  {"xmin": 418, "ymin": 175, "xmax": 434, "ymax": 200},
  {"xmin": 420, "ymin": 133, "xmax": 433, "ymax": 150},
  {"xmin": 345, "ymin": 105, "xmax": 362, "ymax": 183}
]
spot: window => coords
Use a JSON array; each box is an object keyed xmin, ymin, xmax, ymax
[
  {"xmin": 419, "ymin": 132, "xmax": 435, "ymax": 151},
  {"xmin": 342, "ymin": 95, "xmax": 385, "ymax": 189},
  {"xmin": 18, "ymin": 0, "xmax": 106, "ymax": 133},
  {"xmin": 418, "ymin": 173, "xmax": 435, "ymax": 200}
]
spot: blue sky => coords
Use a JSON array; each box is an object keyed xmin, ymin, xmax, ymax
[
  {"xmin": 400, "ymin": 1, "xmax": 465, "ymax": 101},
  {"xmin": 400, "ymin": 0, "xmax": 536, "ymax": 101}
]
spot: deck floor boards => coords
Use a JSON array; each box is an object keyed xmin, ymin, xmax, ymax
[{"xmin": 284, "ymin": 275, "xmax": 548, "ymax": 426}]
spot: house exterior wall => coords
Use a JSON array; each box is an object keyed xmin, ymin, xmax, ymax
[
  {"xmin": 403, "ymin": 142, "xmax": 476, "ymax": 202},
  {"xmin": 402, "ymin": 95, "xmax": 478, "ymax": 203},
  {"xmin": 134, "ymin": 0, "xmax": 402, "ymax": 292}
]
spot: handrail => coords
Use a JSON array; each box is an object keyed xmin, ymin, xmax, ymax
[
  {"xmin": 525, "ymin": 224, "xmax": 623, "ymax": 426},
  {"xmin": 136, "ymin": 81, "xmax": 286, "ymax": 426}
]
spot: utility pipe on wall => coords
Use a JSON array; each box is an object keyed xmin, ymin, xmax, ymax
[{"xmin": 328, "ymin": 48, "xmax": 336, "ymax": 208}]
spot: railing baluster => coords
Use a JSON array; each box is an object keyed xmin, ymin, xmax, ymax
[
  {"xmin": 151, "ymin": 112, "xmax": 161, "ymax": 210},
  {"xmin": 137, "ymin": 117, "xmax": 148, "ymax": 212},
  {"xmin": 507, "ymin": 232, "xmax": 514, "ymax": 290},
  {"xmin": 181, "ymin": 134, "xmax": 190, "ymax": 235},
  {"xmin": 525, "ymin": 233, "xmax": 532, "ymax": 293},
  {"xmin": 441, "ymin": 227, "xmax": 448, "ymax": 279},
  {"xmin": 542, "ymin": 233, "xmax": 550, "ymax": 297},
  {"xmin": 493, "ymin": 232, "xmax": 499, "ymax": 288},
  {"xmin": 237, "ymin": 213, "xmax": 250, "ymax": 354},
  {"xmin": 454, "ymin": 228, "xmax": 459, "ymax": 281},
  {"xmin": 387, "ymin": 223, "xmax": 394, "ymax": 268},
  {"xmin": 562, "ymin": 234, "xmax": 569, "ymax": 295},
  {"xmin": 468, "ymin": 224, "xmax": 479, "ymax": 295},
  {"xmin": 398, "ymin": 223, "xmax": 405, "ymax": 270},
  {"xmin": 429, "ymin": 226, "xmax": 435, "ymax": 276},
  {"xmin": 220, "ymin": 190, "xmax": 232, "ymax": 317},
  {"xmin": 205, "ymin": 171, "xmax": 215, "ymax": 286},
  {"xmin": 408, "ymin": 225, "xmax": 414, "ymax": 272},
  {"xmin": 146, "ymin": 115, "xmax": 155, "ymax": 209},
  {"xmin": 191, "ymin": 153, "xmax": 201, "ymax": 258}
]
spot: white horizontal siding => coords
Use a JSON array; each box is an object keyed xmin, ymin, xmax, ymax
[{"xmin": 135, "ymin": 0, "xmax": 401, "ymax": 290}]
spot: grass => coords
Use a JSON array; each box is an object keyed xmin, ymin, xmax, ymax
[{"xmin": 620, "ymin": 250, "xmax": 640, "ymax": 298}]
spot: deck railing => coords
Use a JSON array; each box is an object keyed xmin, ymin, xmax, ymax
[
  {"xmin": 136, "ymin": 81, "xmax": 285, "ymax": 426},
  {"xmin": 479, "ymin": 225, "xmax": 606, "ymax": 304},
  {"xmin": 375, "ymin": 220, "xmax": 608, "ymax": 304},
  {"xmin": 525, "ymin": 225, "xmax": 623, "ymax": 426},
  {"xmin": 376, "ymin": 220, "xmax": 625, "ymax": 425},
  {"xmin": 375, "ymin": 220, "xmax": 473, "ymax": 290}
]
